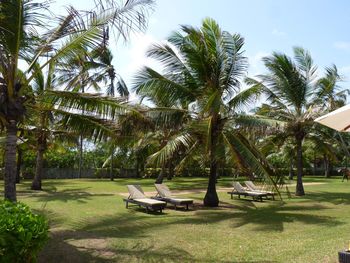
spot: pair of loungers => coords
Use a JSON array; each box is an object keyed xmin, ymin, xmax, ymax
[
  {"xmin": 227, "ymin": 181, "xmax": 276, "ymax": 201},
  {"xmin": 124, "ymin": 184, "xmax": 194, "ymax": 213}
]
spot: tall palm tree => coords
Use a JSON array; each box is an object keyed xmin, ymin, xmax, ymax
[
  {"xmin": 0, "ymin": 0, "xmax": 154, "ymax": 201},
  {"xmin": 134, "ymin": 18, "xmax": 277, "ymax": 207},
  {"xmin": 247, "ymin": 47, "xmax": 319, "ymax": 196},
  {"xmin": 29, "ymin": 62, "xmax": 56, "ymax": 190},
  {"xmin": 57, "ymin": 46, "xmax": 106, "ymax": 179}
]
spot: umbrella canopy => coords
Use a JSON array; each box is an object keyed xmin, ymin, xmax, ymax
[{"xmin": 315, "ymin": 104, "xmax": 350, "ymax": 131}]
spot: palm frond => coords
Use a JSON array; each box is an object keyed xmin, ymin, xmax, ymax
[
  {"xmin": 223, "ymin": 131, "xmax": 281, "ymax": 198},
  {"xmin": 147, "ymin": 132, "xmax": 195, "ymax": 166}
]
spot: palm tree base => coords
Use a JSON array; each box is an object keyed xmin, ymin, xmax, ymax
[
  {"xmin": 295, "ymin": 189, "xmax": 305, "ymax": 196},
  {"xmin": 31, "ymin": 182, "xmax": 42, "ymax": 191},
  {"xmin": 203, "ymin": 192, "xmax": 219, "ymax": 207}
]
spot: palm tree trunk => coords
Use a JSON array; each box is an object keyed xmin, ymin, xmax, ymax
[
  {"xmin": 140, "ymin": 161, "xmax": 145, "ymax": 178},
  {"xmin": 288, "ymin": 160, "xmax": 294, "ymax": 180},
  {"xmin": 167, "ymin": 162, "xmax": 174, "ymax": 180},
  {"xmin": 4, "ymin": 120, "xmax": 17, "ymax": 201},
  {"xmin": 16, "ymin": 147, "xmax": 22, "ymax": 184},
  {"xmin": 110, "ymin": 147, "xmax": 114, "ymax": 181},
  {"xmin": 136, "ymin": 157, "xmax": 140, "ymax": 178},
  {"xmin": 31, "ymin": 138, "xmax": 45, "ymax": 190},
  {"xmin": 313, "ymin": 152, "xmax": 317, "ymax": 176},
  {"xmin": 204, "ymin": 151, "xmax": 219, "ymax": 206},
  {"xmin": 78, "ymin": 134, "xmax": 83, "ymax": 179},
  {"xmin": 295, "ymin": 134, "xmax": 305, "ymax": 196},
  {"xmin": 78, "ymin": 85, "xmax": 85, "ymax": 179},
  {"xmin": 155, "ymin": 163, "xmax": 166, "ymax": 184},
  {"xmin": 204, "ymin": 118, "xmax": 219, "ymax": 207},
  {"xmin": 324, "ymin": 154, "xmax": 330, "ymax": 178}
]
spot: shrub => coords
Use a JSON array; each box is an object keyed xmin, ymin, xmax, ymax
[{"xmin": 0, "ymin": 201, "xmax": 49, "ymax": 263}]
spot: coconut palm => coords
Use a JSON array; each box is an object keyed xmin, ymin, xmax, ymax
[
  {"xmin": 58, "ymin": 44, "xmax": 130, "ymax": 178},
  {"xmin": 315, "ymin": 65, "xmax": 349, "ymax": 111},
  {"xmin": 314, "ymin": 65, "xmax": 350, "ymax": 177},
  {"xmin": 247, "ymin": 47, "xmax": 320, "ymax": 196},
  {"xmin": 0, "ymin": 0, "xmax": 154, "ymax": 201},
  {"xmin": 134, "ymin": 18, "xmax": 277, "ymax": 207},
  {"xmin": 28, "ymin": 62, "xmax": 55, "ymax": 190}
]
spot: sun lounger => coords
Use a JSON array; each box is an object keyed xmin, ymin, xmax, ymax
[
  {"xmin": 227, "ymin": 182, "xmax": 268, "ymax": 202},
  {"xmin": 154, "ymin": 184, "xmax": 194, "ymax": 210},
  {"xmin": 124, "ymin": 185, "xmax": 166, "ymax": 213},
  {"xmin": 244, "ymin": 181, "xmax": 276, "ymax": 200}
]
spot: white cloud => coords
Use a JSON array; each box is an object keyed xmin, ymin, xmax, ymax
[
  {"xmin": 114, "ymin": 33, "xmax": 163, "ymax": 103},
  {"xmin": 149, "ymin": 17, "xmax": 158, "ymax": 25},
  {"xmin": 333, "ymin": 41, "xmax": 350, "ymax": 51},
  {"xmin": 338, "ymin": 66, "xmax": 350, "ymax": 80},
  {"xmin": 123, "ymin": 33, "xmax": 160, "ymax": 73},
  {"xmin": 272, "ymin": 29, "xmax": 286, "ymax": 37},
  {"xmin": 248, "ymin": 51, "xmax": 269, "ymax": 76}
]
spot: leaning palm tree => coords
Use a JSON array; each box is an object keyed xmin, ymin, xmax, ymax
[
  {"xmin": 0, "ymin": 0, "xmax": 154, "ymax": 201},
  {"xmin": 134, "ymin": 18, "xmax": 277, "ymax": 207},
  {"xmin": 247, "ymin": 47, "xmax": 319, "ymax": 196}
]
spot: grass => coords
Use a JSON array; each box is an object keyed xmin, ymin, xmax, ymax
[{"xmin": 1, "ymin": 176, "xmax": 350, "ymax": 262}]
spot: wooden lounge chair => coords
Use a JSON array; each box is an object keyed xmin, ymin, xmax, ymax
[
  {"xmin": 154, "ymin": 184, "xmax": 194, "ymax": 210},
  {"xmin": 123, "ymin": 185, "xmax": 166, "ymax": 213},
  {"xmin": 227, "ymin": 182, "xmax": 268, "ymax": 202},
  {"xmin": 244, "ymin": 181, "xmax": 276, "ymax": 200}
]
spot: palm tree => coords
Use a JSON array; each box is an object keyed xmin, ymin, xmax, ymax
[
  {"xmin": 247, "ymin": 47, "xmax": 320, "ymax": 196},
  {"xmin": 29, "ymin": 62, "xmax": 56, "ymax": 190},
  {"xmin": 58, "ymin": 47, "xmax": 104, "ymax": 179},
  {"xmin": 315, "ymin": 65, "xmax": 349, "ymax": 111},
  {"xmin": 315, "ymin": 65, "xmax": 349, "ymax": 177},
  {"xmin": 134, "ymin": 18, "xmax": 277, "ymax": 207},
  {"xmin": 0, "ymin": 0, "xmax": 154, "ymax": 201}
]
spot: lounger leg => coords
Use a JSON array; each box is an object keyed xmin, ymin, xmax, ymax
[
  {"xmin": 186, "ymin": 204, "xmax": 189, "ymax": 210},
  {"xmin": 175, "ymin": 204, "xmax": 177, "ymax": 210},
  {"xmin": 230, "ymin": 193, "xmax": 233, "ymax": 199},
  {"xmin": 125, "ymin": 201, "xmax": 128, "ymax": 209}
]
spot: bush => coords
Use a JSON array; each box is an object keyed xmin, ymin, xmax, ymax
[{"xmin": 0, "ymin": 201, "xmax": 49, "ymax": 263}]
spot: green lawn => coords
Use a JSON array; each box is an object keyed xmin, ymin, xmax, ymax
[{"xmin": 1, "ymin": 176, "xmax": 350, "ymax": 262}]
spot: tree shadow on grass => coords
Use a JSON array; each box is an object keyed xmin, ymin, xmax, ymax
[
  {"xmin": 302, "ymin": 191, "xmax": 350, "ymax": 205},
  {"xmin": 227, "ymin": 202, "xmax": 341, "ymax": 232},
  {"xmin": 37, "ymin": 200, "xmax": 339, "ymax": 262},
  {"xmin": 31, "ymin": 187, "xmax": 114, "ymax": 203},
  {"xmin": 38, "ymin": 231, "xmax": 112, "ymax": 263},
  {"xmin": 69, "ymin": 201, "xmax": 342, "ymax": 238},
  {"xmin": 40, "ymin": 229, "xmax": 275, "ymax": 263}
]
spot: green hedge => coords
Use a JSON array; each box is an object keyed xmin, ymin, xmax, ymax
[{"xmin": 0, "ymin": 201, "xmax": 49, "ymax": 263}]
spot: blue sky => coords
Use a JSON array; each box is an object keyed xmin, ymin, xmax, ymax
[{"xmin": 52, "ymin": 0, "xmax": 350, "ymax": 99}]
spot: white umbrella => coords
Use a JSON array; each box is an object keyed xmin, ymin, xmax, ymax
[{"xmin": 315, "ymin": 104, "xmax": 350, "ymax": 131}]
